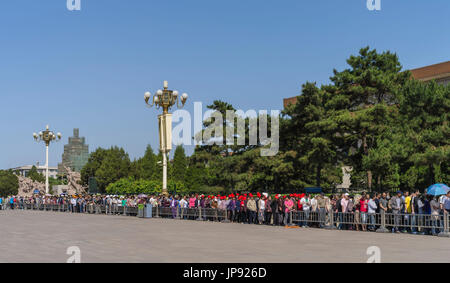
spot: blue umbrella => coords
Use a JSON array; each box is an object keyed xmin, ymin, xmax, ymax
[{"xmin": 426, "ymin": 184, "xmax": 450, "ymax": 196}]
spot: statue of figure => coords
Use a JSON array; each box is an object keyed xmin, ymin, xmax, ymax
[
  {"xmin": 18, "ymin": 176, "xmax": 45, "ymax": 196},
  {"xmin": 16, "ymin": 167, "xmax": 87, "ymax": 196},
  {"xmin": 64, "ymin": 166, "xmax": 87, "ymax": 195}
]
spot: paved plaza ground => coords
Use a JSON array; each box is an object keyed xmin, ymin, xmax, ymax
[{"xmin": 0, "ymin": 210, "xmax": 449, "ymax": 263}]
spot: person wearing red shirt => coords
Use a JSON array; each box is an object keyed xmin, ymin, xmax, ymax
[
  {"xmin": 284, "ymin": 197, "xmax": 294, "ymax": 226},
  {"xmin": 360, "ymin": 194, "xmax": 369, "ymax": 231}
]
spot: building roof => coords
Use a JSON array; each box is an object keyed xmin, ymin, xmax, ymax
[
  {"xmin": 283, "ymin": 61, "xmax": 450, "ymax": 108},
  {"xmin": 283, "ymin": 97, "xmax": 298, "ymax": 108},
  {"xmin": 11, "ymin": 165, "xmax": 58, "ymax": 171},
  {"xmin": 410, "ymin": 61, "xmax": 450, "ymax": 81}
]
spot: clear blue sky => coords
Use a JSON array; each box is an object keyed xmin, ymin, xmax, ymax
[{"xmin": 1, "ymin": 0, "xmax": 449, "ymax": 169}]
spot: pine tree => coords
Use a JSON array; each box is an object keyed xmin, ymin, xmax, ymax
[
  {"xmin": 172, "ymin": 145, "xmax": 187, "ymax": 182},
  {"xmin": 0, "ymin": 170, "xmax": 19, "ymax": 196},
  {"xmin": 283, "ymin": 82, "xmax": 341, "ymax": 189},
  {"xmin": 90, "ymin": 147, "xmax": 131, "ymax": 193},
  {"xmin": 398, "ymin": 79, "xmax": 450, "ymax": 186},
  {"xmin": 81, "ymin": 148, "xmax": 108, "ymax": 186},
  {"xmin": 137, "ymin": 145, "xmax": 157, "ymax": 180},
  {"xmin": 28, "ymin": 165, "xmax": 45, "ymax": 183},
  {"xmin": 326, "ymin": 47, "xmax": 410, "ymax": 190},
  {"xmin": 195, "ymin": 100, "xmax": 236, "ymax": 157}
]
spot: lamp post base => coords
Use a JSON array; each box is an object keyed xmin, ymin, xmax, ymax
[{"xmin": 376, "ymin": 227, "xmax": 390, "ymax": 233}]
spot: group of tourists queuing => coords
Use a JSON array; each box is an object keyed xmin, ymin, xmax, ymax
[{"xmin": 1, "ymin": 190, "xmax": 449, "ymax": 236}]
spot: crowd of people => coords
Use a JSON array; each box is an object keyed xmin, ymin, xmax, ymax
[{"xmin": 1, "ymin": 190, "xmax": 449, "ymax": 236}]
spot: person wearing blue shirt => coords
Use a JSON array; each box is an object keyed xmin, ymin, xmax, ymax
[
  {"xmin": 444, "ymin": 191, "xmax": 450, "ymax": 213},
  {"xmin": 10, "ymin": 196, "xmax": 15, "ymax": 210},
  {"xmin": 0, "ymin": 197, "xmax": 3, "ymax": 210},
  {"xmin": 234, "ymin": 199, "xmax": 241, "ymax": 223}
]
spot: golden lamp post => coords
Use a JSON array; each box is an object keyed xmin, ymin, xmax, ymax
[{"xmin": 144, "ymin": 81, "xmax": 188, "ymax": 196}]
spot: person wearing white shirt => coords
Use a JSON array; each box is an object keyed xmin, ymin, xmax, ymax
[
  {"xmin": 149, "ymin": 197, "xmax": 157, "ymax": 207},
  {"xmin": 439, "ymin": 194, "xmax": 448, "ymax": 231},
  {"xmin": 301, "ymin": 194, "xmax": 312, "ymax": 227},
  {"xmin": 179, "ymin": 197, "xmax": 187, "ymax": 208},
  {"xmin": 179, "ymin": 196, "xmax": 188, "ymax": 219},
  {"xmin": 117, "ymin": 197, "xmax": 123, "ymax": 215},
  {"xmin": 368, "ymin": 195, "xmax": 378, "ymax": 231},
  {"xmin": 70, "ymin": 198, "xmax": 77, "ymax": 213},
  {"xmin": 258, "ymin": 198, "xmax": 266, "ymax": 224},
  {"xmin": 310, "ymin": 196, "xmax": 318, "ymax": 212},
  {"xmin": 112, "ymin": 197, "xmax": 118, "ymax": 215}
]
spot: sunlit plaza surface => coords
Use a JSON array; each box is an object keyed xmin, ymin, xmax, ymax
[{"xmin": 0, "ymin": 210, "xmax": 449, "ymax": 263}]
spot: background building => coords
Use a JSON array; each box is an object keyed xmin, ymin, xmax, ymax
[
  {"xmin": 410, "ymin": 61, "xmax": 450, "ymax": 85},
  {"xmin": 58, "ymin": 128, "xmax": 90, "ymax": 175},
  {"xmin": 11, "ymin": 164, "xmax": 58, "ymax": 179}
]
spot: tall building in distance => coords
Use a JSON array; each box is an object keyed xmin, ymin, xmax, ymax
[{"xmin": 58, "ymin": 128, "xmax": 90, "ymax": 175}]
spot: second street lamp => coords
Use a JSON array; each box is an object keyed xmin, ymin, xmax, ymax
[
  {"xmin": 144, "ymin": 81, "xmax": 188, "ymax": 196},
  {"xmin": 33, "ymin": 125, "xmax": 61, "ymax": 195}
]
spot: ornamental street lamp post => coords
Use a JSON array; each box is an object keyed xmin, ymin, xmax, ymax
[
  {"xmin": 33, "ymin": 125, "xmax": 61, "ymax": 194},
  {"xmin": 145, "ymin": 81, "xmax": 188, "ymax": 196}
]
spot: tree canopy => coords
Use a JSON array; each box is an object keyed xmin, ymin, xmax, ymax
[
  {"xmin": 28, "ymin": 166, "xmax": 45, "ymax": 183},
  {"xmin": 80, "ymin": 47, "xmax": 449, "ymax": 194},
  {"xmin": 0, "ymin": 170, "xmax": 19, "ymax": 197},
  {"xmin": 81, "ymin": 147, "xmax": 131, "ymax": 193}
]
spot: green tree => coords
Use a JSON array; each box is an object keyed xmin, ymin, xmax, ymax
[
  {"xmin": 184, "ymin": 164, "xmax": 210, "ymax": 193},
  {"xmin": 28, "ymin": 166, "xmax": 45, "ymax": 183},
  {"xmin": 136, "ymin": 145, "xmax": 157, "ymax": 180},
  {"xmin": 81, "ymin": 147, "xmax": 131, "ymax": 193},
  {"xmin": 95, "ymin": 147, "xmax": 131, "ymax": 193},
  {"xmin": 362, "ymin": 135, "xmax": 401, "ymax": 190},
  {"xmin": 81, "ymin": 48, "xmax": 449, "ymax": 194},
  {"xmin": 283, "ymin": 82, "xmax": 342, "ymax": 189},
  {"xmin": 172, "ymin": 145, "xmax": 187, "ymax": 182},
  {"xmin": 195, "ymin": 100, "xmax": 236, "ymax": 157},
  {"xmin": 153, "ymin": 151, "xmax": 165, "ymax": 182},
  {"xmin": 167, "ymin": 180, "xmax": 188, "ymax": 195},
  {"xmin": 326, "ymin": 46, "xmax": 410, "ymax": 190},
  {"xmin": 0, "ymin": 170, "xmax": 19, "ymax": 196},
  {"xmin": 49, "ymin": 177, "xmax": 66, "ymax": 194},
  {"xmin": 106, "ymin": 178, "xmax": 162, "ymax": 195},
  {"xmin": 81, "ymin": 148, "xmax": 108, "ymax": 186},
  {"xmin": 398, "ymin": 79, "xmax": 449, "ymax": 186},
  {"xmin": 191, "ymin": 99, "xmax": 284, "ymax": 193}
]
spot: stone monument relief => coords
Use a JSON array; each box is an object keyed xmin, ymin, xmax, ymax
[{"xmin": 18, "ymin": 176, "xmax": 46, "ymax": 196}]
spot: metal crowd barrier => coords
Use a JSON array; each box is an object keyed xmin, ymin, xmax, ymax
[
  {"xmin": 155, "ymin": 206, "xmax": 227, "ymax": 222},
  {"xmin": 384, "ymin": 211, "xmax": 450, "ymax": 236},
  {"xmin": 291, "ymin": 210, "xmax": 450, "ymax": 236},
  {"xmin": 10, "ymin": 202, "xmax": 450, "ymax": 236}
]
